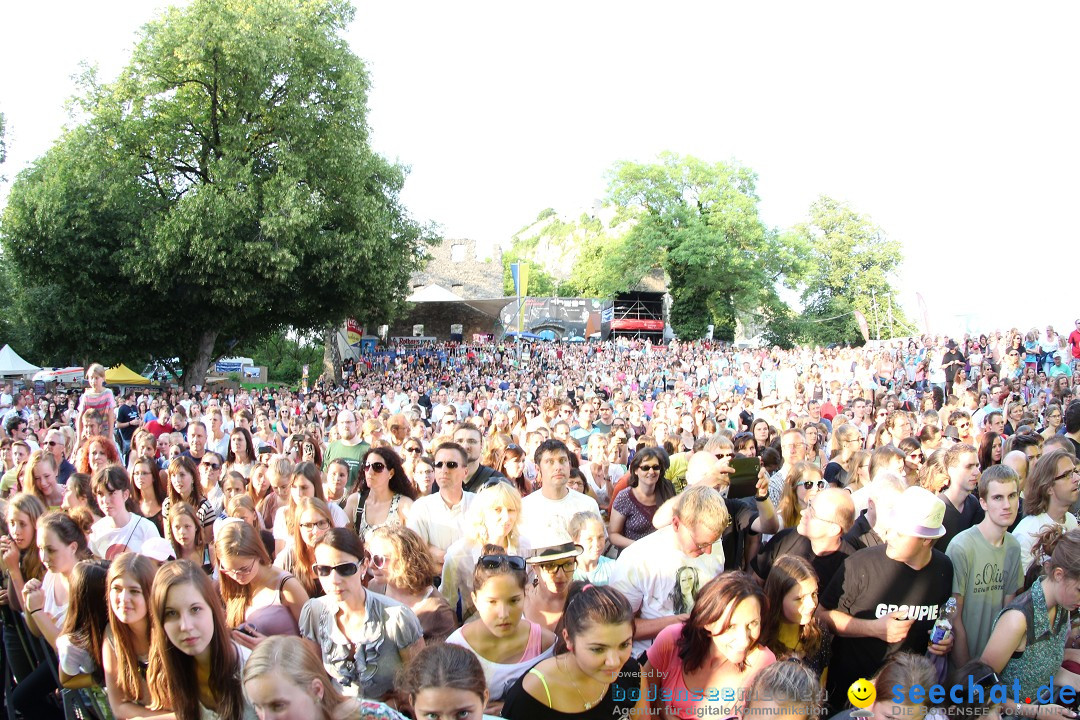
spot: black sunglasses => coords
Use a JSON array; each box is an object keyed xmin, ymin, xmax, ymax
[
  {"xmin": 477, "ymin": 554, "xmax": 526, "ymax": 571},
  {"xmin": 433, "ymin": 460, "xmax": 460, "ymax": 469},
  {"xmin": 311, "ymin": 562, "xmax": 360, "ymax": 577},
  {"xmin": 405, "ymin": 446, "xmax": 422, "ymax": 454},
  {"xmin": 365, "ymin": 461, "xmax": 387, "ymax": 473}
]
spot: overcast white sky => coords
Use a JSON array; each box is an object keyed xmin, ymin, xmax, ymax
[{"xmin": 3, "ymin": 1, "xmax": 1078, "ymax": 337}]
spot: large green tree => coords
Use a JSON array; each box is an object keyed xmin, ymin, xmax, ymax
[
  {"xmin": 795, "ymin": 196, "xmax": 913, "ymax": 345},
  {"xmin": 605, "ymin": 153, "xmax": 804, "ymax": 340},
  {"xmin": 0, "ymin": 0, "xmax": 434, "ymax": 386}
]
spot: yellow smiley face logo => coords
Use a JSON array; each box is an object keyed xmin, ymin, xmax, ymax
[{"xmin": 848, "ymin": 678, "xmax": 876, "ymax": 709}]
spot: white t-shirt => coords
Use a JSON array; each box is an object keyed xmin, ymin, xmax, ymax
[
  {"xmin": 90, "ymin": 514, "xmax": 161, "ymax": 560},
  {"xmin": 608, "ymin": 525, "xmax": 725, "ymax": 656},
  {"xmin": 406, "ymin": 491, "xmax": 476, "ymax": 552},
  {"xmin": 519, "ymin": 490, "xmax": 601, "ymax": 544},
  {"xmin": 57, "ymin": 634, "xmax": 96, "ymax": 675},
  {"xmin": 1012, "ymin": 511, "xmax": 1079, "ymax": 572},
  {"xmin": 580, "ymin": 464, "xmax": 624, "ymax": 508}
]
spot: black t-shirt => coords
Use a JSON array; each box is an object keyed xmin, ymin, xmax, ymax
[
  {"xmin": 821, "ymin": 545, "xmax": 953, "ymax": 704},
  {"xmin": 943, "ymin": 348, "xmax": 965, "ymax": 380},
  {"xmin": 461, "ymin": 464, "xmax": 506, "ymax": 494},
  {"xmin": 1068, "ymin": 437, "xmax": 1080, "ymax": 459},
  {"xmin": 721, "ymin": 497, "xmax": 759, "ymax": 572},
  {"xmin": 936, "ymin": 493, "xmax": 985, "ymax": 552},
  {"xmin": 843, "ymin": 512, "xmax": 884, "ymax": 551},
  {"xmin": 751, "ymin": 528, "xmax": 858, "ymax": 590},
  {"xmin": 739, "ymin": 409, "xmax": 754, "ymax": 432},
  {"xmin": 117, "ymin": 403, "xmax": 140, "ymax": 441}
]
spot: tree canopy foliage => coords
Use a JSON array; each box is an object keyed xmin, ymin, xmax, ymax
[
  {"xmin": 603, "ymin": 153, "xmax": 806, "ymax": 341},
  {"xmin": 794, "ymin": 196, "xmax": 914, "ymax": 345},
  {"xmin": 504, "ymin": 161, "xmax": 914, "ymax": 347},
  {"xmin": 501, "ymin": 207, "xmax": 632, "ymax": 299},
  {"xmin": 0, "ymin": 0, "xmax": 435, "ymax": 386}
]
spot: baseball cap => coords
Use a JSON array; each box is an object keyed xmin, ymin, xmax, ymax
[{"xmin": 889, "ymin": 486, "xmax": 946, "ymax": 539}]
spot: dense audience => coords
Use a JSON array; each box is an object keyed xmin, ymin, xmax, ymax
[{"xmin": 0, "ymin": 324, "xmax": 1078, "ymax": 719}]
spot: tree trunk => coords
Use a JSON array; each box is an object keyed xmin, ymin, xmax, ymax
[
  {"xmin": 185, "ymin": 329, "xmax": 219, "ymax": 391},
  {"xmin": 321, "ymin": 324, "xmax": 342, "ymax": 385}
]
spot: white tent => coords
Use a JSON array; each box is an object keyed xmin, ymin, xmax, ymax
[
  {"xmin": 0, "ymin": 345, "xmax": 41, "ymax": 377},
  {"xmin": 407, "ymin": 284, "xmax": 464, "ymax": 302}
]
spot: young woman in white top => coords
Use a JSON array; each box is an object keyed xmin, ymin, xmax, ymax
[
  {"xmin": 272, "ymin": 462, "xmax": 348, "ymax": 556},
  {"xmin": 446, "ymin": 550, "xmax": 556, "ymax": 714},
  {"xmin": 90, "ymin": 466, "xmax": 160, "ymax": 560},
  {"xmin": 17, "ymin": 511, "xmax": 94, "ymax": 720}
]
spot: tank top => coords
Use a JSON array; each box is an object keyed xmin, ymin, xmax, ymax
[
  {"xmin": 998, "ymin": 577, "xmax": 1071, "ymax": 701},
  {"xmin": 446, "ymin": 621, "xmax": 553, "ymax": 701},
  {"xmin": 245, "ymin": 573, "xmax": 300, "ymax": 637},
  {"xmin": 356, "ymin": 494, "xmax": 403, "ymax": 539}
]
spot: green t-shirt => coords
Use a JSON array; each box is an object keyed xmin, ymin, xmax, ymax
[
  {"xmin": 0, "ymin": 467, "xmax": 19, "ymax": 497},
  {"xmin": 946, "ymin": 525, "xmax": 1023, "ymax": 661},
  {"xmin": 322, "ymin": 440, "xmax": 369, "ymax": 492}
]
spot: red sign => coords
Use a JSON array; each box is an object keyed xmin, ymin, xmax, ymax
[{"xmin": 611, "ymin": 319, "xmax": 665, "ymax": 332}]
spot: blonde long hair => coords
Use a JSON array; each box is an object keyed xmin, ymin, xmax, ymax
[
  {"xmin": 243, "ymin": 636, "xmax": 347, "ymax": 720},
  {"xmin": 465, "ymin": 481, "xmax": 522, "ymax": 548}
]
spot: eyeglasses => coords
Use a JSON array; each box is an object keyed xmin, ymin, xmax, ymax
[
  {"xmin": 908, "ymin": 452, "xmax": 925, "ymax": 461},
  {"xmin": 43, "ymin": 440, "xmax": 59, "ymax": 447},
  {"xmin": 477, "ymin": 554, "xmax": 526, "ymax": 571},
  {"xmin": 433, "ymin": 460, "xmax": 460, "ymax": 469},
  {"xmin": 538, "ymin": 558, "xmax": 576, "ymax": 575},
  {"xmin": 299, "ymin": 519, "xmax": 330, "ymax": 532},
  {"xmin": 805, "ymin": 503, "xmax": 838, "ymax": 526},
  {"xmin": 311, "ymin": 562, "xmax": 360, "ymax": 577},
  {"xmin": 638, "ymin": 464, "xmax": 662, "ymax": 473},
  {"xmin": 405, "ymin": 446, "xmax": 422, "ymax": 454},
  {"xmin": 368, "ymin": 554, "xmax": 387, "ymax": 569},
  {"xmin": 365, "ymin": 461, "xmax": 387, "ymax": 473},
  {"xmin": 1053, "ymin": 467, "xmax": 1080, "ymax": 483},
  {"xmin": 482, "ymin": 477, "xmax": 509, "ymax": 490},
  {"xmin": 801, "ymin": 480, "xmax": 828, "ymax": 491},
  {"xmin": 201, "ymin": 461, "xmax": 221, "ymax": 470},
  {"xmin": 220, "ymin": 558, "xmax": 257, "ymax": 578}
]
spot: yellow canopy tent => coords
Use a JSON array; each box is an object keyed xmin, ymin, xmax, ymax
[{"xmin": 105, "ymin": 364, "xmax": 150, "ymax": 386}]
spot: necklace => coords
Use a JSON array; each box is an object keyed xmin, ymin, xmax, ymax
[{"xmin": 559, "ymin": 655, "xmax": 606, "ymax": 710}]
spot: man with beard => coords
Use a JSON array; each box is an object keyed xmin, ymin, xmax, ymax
[{"xmin": 321, "ymin": 410, "xmax": 369, "ymax": 493}]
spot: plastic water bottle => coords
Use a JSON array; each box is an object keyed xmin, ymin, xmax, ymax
[
  {"xmin": 927, "ymin": 598, "xmax": 957, "ymax": 684},
  {"xmin": 930, "ymin": 598, "xmax": 957, "ymax": 644}
]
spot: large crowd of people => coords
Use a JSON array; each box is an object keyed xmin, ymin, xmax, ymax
[{"xmin": 0, "ymin": 321, "xmax": 1079, "ymax": 720}]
